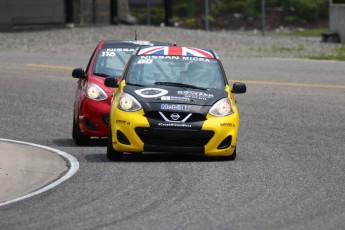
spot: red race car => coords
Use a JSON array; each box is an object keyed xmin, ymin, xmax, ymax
[{"xmin": 72, "ymin": 40, "xmax": 170, "ymax": 145}]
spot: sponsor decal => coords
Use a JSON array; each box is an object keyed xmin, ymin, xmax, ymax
[
  {"xmin": 140, "ymin": 55, "xmax": 180, "ymax": 60},
  {"xmin": 135, "ymin": 88, "xmax": 168, "ymax": 98},
  {"xmin": 101, "ymin": 48, "xmax": 135, "ymax": 57},
  {"xmin": 177, "ymin": 90, "xmax": 214, "ymax": 100},
  {"xmin": 220, "ymin": 123, "xmax": 235, "ymax": 127},
  {"xmin": 182, "ymin": 57, "xmax": 211, "ymax": 62},
  {"xmin": 158, "ymin": 123, "xmax": 192, "ymax": 128},
  {"xmin": 160, "ymin": 104, "xmax": 191, "ymax": 111},
  {"xmin": 160, "ymin": 96, "xmax": 190, "ymax": 102},
  {"xmin": 116, "ymin": 120, "xmax": 130, "ymax": 125},
  {"xmin": 107, "ymin": 48, "xmax": 135, "ymax": 52},
  {"xmin": 139, "ymin": 56, "xmax": 211, "ymax": 62}
]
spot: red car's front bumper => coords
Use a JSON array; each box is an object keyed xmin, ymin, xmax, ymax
[{"xmin": 78, "ymin": 96, "xmax": 111, "ymax": 137}]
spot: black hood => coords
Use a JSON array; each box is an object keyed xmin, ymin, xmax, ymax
[{"xmin": 124, "ymin": 85, "xmax": 227, "ymax": 106}]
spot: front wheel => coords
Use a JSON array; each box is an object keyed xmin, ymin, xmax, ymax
[
  {"xmin": 72, "ymin": 115, "xmax": 76, "ymax": 140},
  {"xmin": 107, "ymin": 127, "xmax": 124, "ymax": 161},
  {"xmin": 73, "ymin": 117, "xmax": 90, "ymax": 146}
]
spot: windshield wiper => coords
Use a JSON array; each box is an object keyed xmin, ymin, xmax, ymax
[
  {"xmin": 154, "ymin": 82, "xmax": 207, "ymax": 90},
  {"xmin": 93, "ymin": 72, "xmax": 111, "ymax": 78},
  {"xmin": 126, "ymin": 82, "xmax": 145, "ymax": 87}
]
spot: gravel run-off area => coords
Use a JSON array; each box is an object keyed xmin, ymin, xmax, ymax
[{"xmin": 0, "ymin": 25, "xmax": 342, "ymax": 59}]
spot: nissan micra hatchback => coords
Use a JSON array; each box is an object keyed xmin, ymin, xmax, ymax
[
  {"xmin": 72, "ymin": 40, "xmax": 169, "ymax": 145},
  {"xmin": 105, "ymin": 46, "xmax": 246, "ymax": 160}
]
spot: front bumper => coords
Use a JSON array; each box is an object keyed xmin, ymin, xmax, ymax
[
  {"xmin": 79, "ymin": 97, "xmax": 110, "ymax": 137},
  {"xmin": 110, "ymin": 109, "xmax": 239, "ymax": 156}
]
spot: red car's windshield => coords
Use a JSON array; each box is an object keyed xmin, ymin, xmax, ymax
[{"xmin": 92, "ymin": 48, "xmax": 135, "ymax": 78}]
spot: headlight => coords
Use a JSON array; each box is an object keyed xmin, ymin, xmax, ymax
[
  {"xmin": 86, "ymin": 82, "xmax": 108, "ymax": 101},
  {"xmin": 118, "ymin": 92, "xmax": 142, "ymax": 111},
  {"xmin": 209, "ymin": 98, "xmax": 233, "ymax": 116}
]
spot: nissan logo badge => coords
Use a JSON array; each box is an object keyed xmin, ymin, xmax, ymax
[{"xmin": 170, "ymin": 113, "xmax": 180, "ymax": 121}]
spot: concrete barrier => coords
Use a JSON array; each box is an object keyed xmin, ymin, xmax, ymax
[
  {"xmin": 72, "ymin": 0, "xmax": 137, "ymax": 25},
  {"xmin": 0, "ymin": 0, "xmax": 137, "ymax": 30},
  {"xmin": 330, "ymin": 4, "xmax": 345, "ymax": 42},
  {"xmin": 0, "ymin": 0, "xmax": 65, "ymax": 30}
]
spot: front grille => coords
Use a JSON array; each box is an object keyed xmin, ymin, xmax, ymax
[
  {"xmin": 145, "ymin": 111, "xmax": 206, "ymax": 122},
  {"xmin": 135, "ymin": 127, "xmax": 214, "ymax": 147}
]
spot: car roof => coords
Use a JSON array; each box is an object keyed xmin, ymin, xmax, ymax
[
  {"xmin": 136, "ymin": 46, "xmax": 218, "ymax": 59},
  {"xmin": 102, "ymin": 40, "xmax": 171, "ymax": 48}
]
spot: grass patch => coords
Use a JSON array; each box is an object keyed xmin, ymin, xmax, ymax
[
  {"xmin": 270, "ymin": 28, "xmax": 328, "ymax": 37},
  {"xmin": 271, "ymin": 45, "xmax": 305, "ymax": 53},
  {"xmin": 309, "ymin": 43, "xmax": 345, "ymax": 61}
]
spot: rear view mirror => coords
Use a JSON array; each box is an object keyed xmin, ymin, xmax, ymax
[
  {"xmin": 72, "ymin": 68, "xmax": 86, "ymax": 79},
  {"xmin": 104, "ymin": 78, "xmax": 119, "ymax": 88},
  {"xmin": 231, "ymin": 82, "xmax": 246, "ymax": 94}
]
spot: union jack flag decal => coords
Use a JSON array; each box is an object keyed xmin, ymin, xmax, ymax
[{"xmin": 138, "ymin": 46, "xmax": 215, "ymax": 58}]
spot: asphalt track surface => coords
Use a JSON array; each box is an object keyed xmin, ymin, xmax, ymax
[{"xmin": 0, "ymin": 51, "xmax": 345, "ymax": 230}]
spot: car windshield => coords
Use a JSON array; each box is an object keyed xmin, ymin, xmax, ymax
[
  {"xmin": 92, "ymin": 48, "xmax": 135, "ymax": 77},
  {"xmin": 125, "ymin": 55, "xmax": 225, "ymax": 89}
]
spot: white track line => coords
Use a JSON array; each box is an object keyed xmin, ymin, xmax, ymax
[{"xmin": 0, "ymin": 138, "xmax": 79, "ymax": 207}]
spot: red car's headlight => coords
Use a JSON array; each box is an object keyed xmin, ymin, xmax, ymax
[{"xmin": 86, "ymin": 82, "xmax": 108, "ymax": 101}]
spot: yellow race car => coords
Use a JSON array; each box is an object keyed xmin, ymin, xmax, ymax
[{"xmin": 104, "ymin": 45, "xmax": 246, "ymax": 161}]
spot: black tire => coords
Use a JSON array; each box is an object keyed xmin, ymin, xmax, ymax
[
  {"xmin": 107, "ymin": 127, "xmax": 124, "ymax": 161},
  {"xmin": 72, "ymin": 116, "xmax": 76, "ymax": 140},
  {"xmin": 73, "ymin": 117, "xmax": 90, "ymax": 146}
]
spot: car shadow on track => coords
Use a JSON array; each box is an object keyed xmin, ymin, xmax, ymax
[{"xmin": 85, "ymin": 152, "xmax": 233, "ymax": 163}]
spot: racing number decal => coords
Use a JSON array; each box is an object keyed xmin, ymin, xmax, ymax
[
  {"xmin": 137, "ymin": 59, "xmax": 153, "ymax": 64},
  {"xmin": 101, "ymin": 52, "xmax": 116, "ymax": 57}
]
